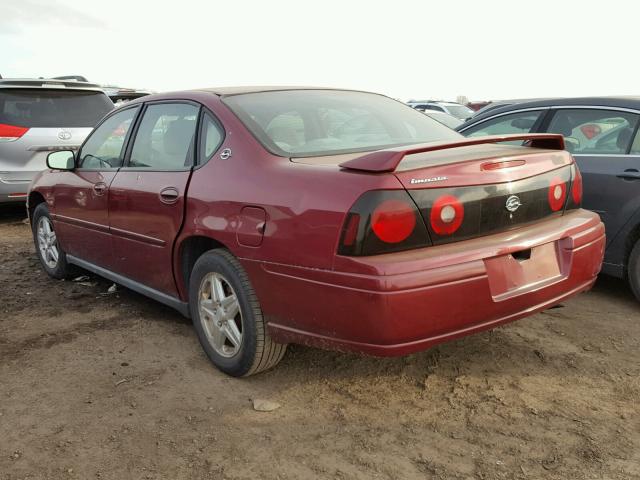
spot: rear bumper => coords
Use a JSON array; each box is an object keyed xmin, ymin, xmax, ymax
[{"xmin": 244, "ymin": 209, "xmax": 605, "ymax": 356}]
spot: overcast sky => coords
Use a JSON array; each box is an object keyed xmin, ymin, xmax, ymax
[{"xmin": 1, "ymin": 0, "xmax": 638, "ymax": 102}]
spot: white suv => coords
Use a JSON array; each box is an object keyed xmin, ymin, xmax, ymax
[{"xmin": 0, "ymin": 78, "xmax": 113, "ymax": 203}]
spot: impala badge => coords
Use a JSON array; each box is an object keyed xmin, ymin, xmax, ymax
[
  {"xmin": 505, "ymin": 195, "xmax": 522, "ymax": 213},
  {"xmin": 410, "ymin": 176, "xmax": 447, "ymax": 185}
]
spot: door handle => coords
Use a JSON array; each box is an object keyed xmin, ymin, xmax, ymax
[
  {"xmin": 617, "ymin": 169, "xmax": 640, "ymax": 180},
  {"xmin": 159, "ymin": 187, "xmax": 180, "ymax": 204},
  {"xmin": 93, "ymin": 182, "xmax": 107, "ymax": 196}
]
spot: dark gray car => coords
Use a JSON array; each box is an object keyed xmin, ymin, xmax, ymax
[
  {"xmin": 0, "ymin": 78, "xmax": 113, "ymax": 203},
  {"xmin": 457, "ymin": 97, "xmax": 640, "ymax": 299}
]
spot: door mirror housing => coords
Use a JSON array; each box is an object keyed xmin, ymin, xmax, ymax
[{"xmin": 47, "ymin": 150, "xmax": 75, "ymax": 170}]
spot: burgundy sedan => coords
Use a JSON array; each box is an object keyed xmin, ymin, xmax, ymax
[{"xmin": 29, "ymin": 87, "xmax": 605, "ymax": 376}]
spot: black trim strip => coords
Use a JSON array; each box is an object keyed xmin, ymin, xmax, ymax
[{"xmin": 66, "ymin": 255, "xmax": 190, "ymax": 318}]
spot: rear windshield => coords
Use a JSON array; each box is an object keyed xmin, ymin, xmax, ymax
[
  {"xmin": 0, "ymin": 89, "xmax": 113, "ymax": 128},
  {"xmin": 222, "ymin": 90, "xmax": 461, "ymax": 157}
]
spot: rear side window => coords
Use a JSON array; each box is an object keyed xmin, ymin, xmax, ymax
[
  {"xmin": 464, "ymin": 111, "xmax": 544, "ymax": 138},
  {"xmin": 129, "ymin": 103, "xmax": 199, "ymax": 169},
  {"xmin": 78, "ymin": 107, "xmax": 139, "ymax": 169},
  {"xmin": 0, "ymin": 89, "xmax": 113, "ymax": 128},
  {"xmin": 547, "ymin": 109, "xmax": 639, "ymax": 155},
  {"xmin": 199, "ymin": 112, "xmax": 224, "ymax": 162}
]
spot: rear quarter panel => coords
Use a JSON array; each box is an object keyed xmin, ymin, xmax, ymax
[{"xmin": 174, "ymin": 94, "xmax": 403, "ymax": 296}]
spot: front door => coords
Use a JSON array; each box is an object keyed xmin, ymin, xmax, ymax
[
  {"xmin": 544, "ymin": 108, "xmax": 640, "ymax": 250},
  {"xmin": 52, "ymin": 106, "xmax": 139, "ymax": 268},
  {"xmin": 108, "ymin": 102, "xmax": 200, "ymax": 296}
]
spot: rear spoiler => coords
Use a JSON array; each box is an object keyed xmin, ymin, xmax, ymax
[{"xmin": 339, "ymin": 133, "xmax": 565, "ymax": 173}]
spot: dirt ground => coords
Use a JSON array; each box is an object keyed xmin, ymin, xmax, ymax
[{"xmin": 0, "ymin": 205, "xmax": 638, "ymax": 480}]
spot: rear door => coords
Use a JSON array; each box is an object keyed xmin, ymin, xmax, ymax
[
  {"xmin": 543, "ymin": 108, "xmax": 640, "ymax": 248},
  {"xmin": 108, "ymin": 101, "xmax": 200, "ymax": 296},
  {"xmin": 0, "ymin": 88, "xmax": 113, "ymax": 198},
  {"xmin": 52, "ymin": 106, "xmax": 140, "ymax": 268}
]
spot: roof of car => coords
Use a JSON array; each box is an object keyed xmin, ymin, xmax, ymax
[
  {"xmin": 195, "ymin": 86, "xmax": 370, "ymax": 96},
  {"xmin": 463, "ymin": 96, "xmax": 640, "ymax": 128},
  {"xmin": 0, "ymin": 78, "xmax": 105, "ymax": 92}
]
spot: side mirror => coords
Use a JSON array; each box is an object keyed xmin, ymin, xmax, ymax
[{"xmin": 47, "ymin": 150, "xmax": 75, "ymax": 170}]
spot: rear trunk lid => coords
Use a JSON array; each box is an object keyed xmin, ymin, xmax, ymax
[{"xmin": 339, "ymin": 134, "xmax": 579, "ymax": 246}]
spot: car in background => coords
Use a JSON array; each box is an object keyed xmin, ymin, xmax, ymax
[
  {"xmin": 102, "ymin": 85, "xmax": 152, "ymax": 105},
  {"xmin": 466, "ymin": 101, "xmax": 491, "ymax": 112},
  {"xmin": 471, "ymin": 98, "xmax": 552, "ymax": 118},
  {"xmin": 0, "ymin": 78, "xmax": 113, "ymax": 203},
  {"xmin": 416, "ymin": 108, "xmax": 463, "ymax": 129},
  {"xmin": 407, "ymin": 100, "xmax": 474, "ymax": 120},
  {"xmin": 52, "ymin": 75, "xmax": 152, "ymax": 105},
  {"xmin": 420, "ymin": 109, "xmax": 462, "ymax": 129},
  {"xmin": 29, "ymin": 87, "xmax": 603, "ymax": 376},
  {"xmin": 457, "ymin": 97, "xmax": 640, "ymax": 300}
]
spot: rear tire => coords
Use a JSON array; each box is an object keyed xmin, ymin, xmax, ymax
[
  {"xmin": 32, "ymin": 203, "xmax": 73, "ymax": 279},
  {"xmin": 628, "ymin": 240, "xmax": 640, "ymax": 302},
  {"xmin": 189, "ymin": 249, "xmax": 287, "ymax": 377}
]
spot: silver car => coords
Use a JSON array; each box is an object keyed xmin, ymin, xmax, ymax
[{"xmin": 0, "ymin": 78, "xmax": 113, "ymax": 203}]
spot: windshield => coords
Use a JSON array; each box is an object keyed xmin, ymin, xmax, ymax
[
  {"xmin": 222, "ymin": 90, "xmax": 461, "ymax": 157},
  {"xmin": 0, "ymin": 89, "xmax": 113, "ymax": 128},
  {"xmin": 444, "ymin": 104, "xmax": 474, "ymax": 119}
]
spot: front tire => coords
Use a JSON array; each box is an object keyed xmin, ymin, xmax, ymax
[
  {"xmin": 32, "ymin": 203, "xmax": 73, "ymax": 279},
  {"xmin": 628, "ymin": 239, "xmax": 640, "ymax": 302},
  {"xmin": 189, "ymin": 249, "xmax": 287, "ymax": 377}
]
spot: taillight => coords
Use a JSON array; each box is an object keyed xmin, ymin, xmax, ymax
[
  {"xmin": 548, "ymin": 177, "xmax": 567, "ymax": 212},
  {"xmin": 371, "ymin": 199, "xmax": 416, "ymax": 243},
  {"xmin": 338, "ymin": 190, "xmax": 430, "ymax": 256},
  {"xmin": 567, "ymin": 163, "xmax": 583, "ymax": 210},
  {"xmin": 429, "ymin": 194, "xmax": 464, "ymax": 235},
  {"xmin": 572, "ymin": 166, "xmax": 582, "ymax": 204},
  {"xmin": 0, "ymin": 123, "xmax": 29, "ymax": 142}
]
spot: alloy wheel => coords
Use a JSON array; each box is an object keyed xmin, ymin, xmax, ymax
[
  {"xmin": 37, "ymin": 216, "xmax": 59, "ymax": 269},
  {"xmin": 198, "ymin": 272, "xmax": 243, "ymax": 358}
]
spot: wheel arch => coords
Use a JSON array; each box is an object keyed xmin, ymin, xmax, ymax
[
  {"xmin": 28, "ymin": 191, "xmax": 46, "ymax": 225},
  {"xmin": 624, "ymin": 221, "xmax": 640, "ymax": 277},
  {"xmin": 175, "ymin": 234, "xmax": 230, "ymax": 300}
]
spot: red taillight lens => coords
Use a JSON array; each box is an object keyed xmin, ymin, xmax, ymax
[
  {"xmin": 371, "ymin": 199, "xmax": 416, "ymax": 243},
  {"xmin": 430, "ymin": 194, "xmax": 464, "ymax": 235},
  {"xmin": 337, "ymin": 190, "xmax": 431, "ymax": 256},
  {"xmin": 548, "ymin": 177, "xmax": 567, "ymax": 212},
  {"xmin": 0, "ymin": 123, "xmax": 29, "ymax": 142},
  {"xmin": 571, "ymin": 166, "xmax": 583, "ymax": 204}
]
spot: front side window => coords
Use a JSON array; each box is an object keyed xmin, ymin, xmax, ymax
[
  {"xmin": 222, "ymin": 90, "xmax": 460, "ymax": 157},
  {"xmin": 464, "ymin": 110, "xmax": 544, "ymax": 138},
  {"xmin": 78, "ymin": 106, "xmax": 139, "ymax": 169},
  {"xmin": 547, "ymin": 109, "xmax": 639, "ymax": 154},
  {"xmin": 129, "ymin": 103, "xmax": 199, "ymax": 169}
]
